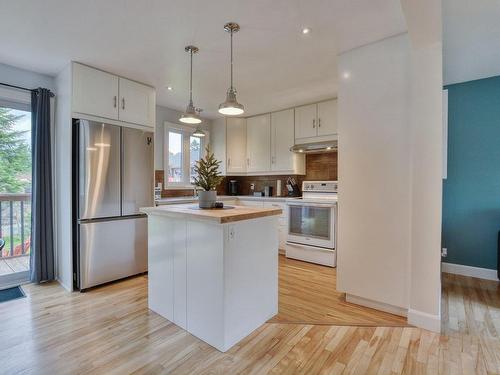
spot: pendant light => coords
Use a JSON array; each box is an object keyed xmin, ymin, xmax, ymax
[
  {"xmin": 180, "ymin": 45, "xmax": 202, "ymax": 124},
  {"xmin": 192, "ymin": 109, "xmax": 206, "ymax": 137},
  {"xmin": 218, "ymin": 22, "xmax": 245, "ymax": 116}
]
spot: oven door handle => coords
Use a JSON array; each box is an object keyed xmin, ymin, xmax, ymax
[{"xmin": 287, "ymin": 202, "xmax": 336, "ymax": 208}]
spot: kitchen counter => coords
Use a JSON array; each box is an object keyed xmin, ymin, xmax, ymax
[
  {"xmin": 141, "ymin": 203, "xmax": 282, "ymax": 224},
  {"xmin": 141, "ymin": 202, "xmax": 280, "ymax": 352},
  {"xmin": 155, "ymin": 195, "xmax": 294, "ymax": 205}
]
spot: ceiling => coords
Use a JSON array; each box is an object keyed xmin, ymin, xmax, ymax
[
  {"xmin": 444, "ymin": 0, "xmax": 500, "ymax": 85},
  {"xmin": 0, "ymin": 0, "xmax": 406, "ymax": 119}
]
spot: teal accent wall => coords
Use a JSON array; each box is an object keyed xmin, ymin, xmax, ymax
[{"xmin": 443, "ymin": 76, "xmax": 500, "ymax": 270}]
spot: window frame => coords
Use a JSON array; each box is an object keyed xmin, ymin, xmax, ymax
[{"xmin": 163, "ymin": 122, "xmax": 209, "ymax": 189}]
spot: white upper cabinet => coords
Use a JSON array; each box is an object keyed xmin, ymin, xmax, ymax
[
  {"xmin": 294, "ymin": 99, "xmax": 338, "ymax": 143},
  {"xmin": 226, "ymin": 118, "xmax": 247, "ymax": 174},
  {"xmin": 271, "ymin": 109, "xmax": 304, "ymax": 173},
  {"xmin": 317, "ymin": 99, "xmax": 337, "ymax": 136},
  {"xmin": 72, "ymin": 63, "xmax": 155, "ymax": 128},
  {"xmin": 118, "ymin": 78, "xmax": 155, "ymax": 127},
  {"xmin": 295, "ymin": 104, "xmax": 317, "ymax": 139},
  {"xmin": 73, "ymin": 63, "xmax": 119, "ymax": 120},
  {"xmin": 246, "ymin": 114, "xmax": 271, "ymax": 173}
]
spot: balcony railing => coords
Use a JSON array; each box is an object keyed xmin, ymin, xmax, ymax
[{"xmin": 0, "ymin": 193, "xmax": 31, "ymax": 259}]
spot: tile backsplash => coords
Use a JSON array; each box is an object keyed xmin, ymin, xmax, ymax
[{"xmin": 155, "ymin": 152, "xmax": 337, "ymax": 198}]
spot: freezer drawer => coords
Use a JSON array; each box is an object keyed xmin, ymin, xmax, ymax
[
  {"xmin": 79, "ymin": 217, "xmax": 147, "ymax": 289},
  {"xmin": 122, "ymin": 127, "xmax": 154, "ymax": 216}
]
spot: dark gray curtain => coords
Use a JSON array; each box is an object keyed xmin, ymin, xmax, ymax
[{"xmin": 30, "ymin": 88, "xmax": 54, "ymax": 283}]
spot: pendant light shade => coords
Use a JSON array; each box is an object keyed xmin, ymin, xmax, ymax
[
  {"xmin": 218, "ymin": 22, "xmax": 245, "ymax": 116},
  {"xmin": 193, "ymin": 126, "xmax": 206, "ymax": 137},
  {"xmin": 180, "ymin": 46, "xmax": 202, "ymax": 124}
]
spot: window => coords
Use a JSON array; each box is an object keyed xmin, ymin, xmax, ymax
[
  {"xmin": 164, "ymin": 123, "xmax": 208, "ymax": 188},
  {"xmin": 0, "ymin": 86, "xmax": 32, "ymax": 287},
  {"xmin": 168, "ymin": 131, "xmax": 183, "ymax": 183}
]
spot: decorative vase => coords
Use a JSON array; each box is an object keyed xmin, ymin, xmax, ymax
[{"xmin": 198, "ymin": 190, "xmax": 217, "ymax": 209}]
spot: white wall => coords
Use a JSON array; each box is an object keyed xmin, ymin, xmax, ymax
[
  {"xmin": 154, "ymin": 105, "xmax": 210, "ymax": 170},
  {"xmin": 337, "ymin": 34, "xmax": 412, "ymax": 310},
  {"xmin": 0, "ymin": 62, "xmax": 55, "ymax": 91},
  {"xmin": 337, "ymin": 4, "xmax": 443, "ymax": 332},
  {"xmin": 54, "ymin": 64, "xmax": 73, "ymax": 291},
  {"xmin": 402, "ymin": 0, "xmax": 443, "ymax": 332}
]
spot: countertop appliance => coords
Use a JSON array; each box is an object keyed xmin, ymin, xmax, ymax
[
  {"xmin": 228, "ymin": 180, "xmax": 239, "ymax": 196},
  {"xmin": 285, "ymin": 180, "xmax": 338, "ymax": 267},
  {"xmin": 72, "ymin": 119, "xmax": 153, "ymax": 291}
]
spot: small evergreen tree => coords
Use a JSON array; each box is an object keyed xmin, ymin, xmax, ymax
[{"xmin": 192, "ymin": 146, "xmax": 223, "ymax": 191}]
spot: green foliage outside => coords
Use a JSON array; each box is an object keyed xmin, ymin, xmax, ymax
[
  {"xmin": 0, "ymin": 108, "xmax": 31, "ymax": 193},
  {"xmin": 0, "ymin": 107, "xmax": 32, "ymax": 257}
]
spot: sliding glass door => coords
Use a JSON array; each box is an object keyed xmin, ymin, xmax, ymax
[{"xmin": 0, "ymin": 105, "xmax": 31, "ymax": 288}]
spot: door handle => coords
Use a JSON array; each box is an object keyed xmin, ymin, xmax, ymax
[
  {"xmin": 247, "ymin": 158, "xmax": 250, "ymax": 166},
  {"xmin": 113, "ymin": 96, "xmax": 117, "ymax": 108},
  {"xmin": 228, "ymin": 158, "xmax": 231, "ymax": 167},
  {"xmin": 318, "ymin": 118, "xmax": 321, "ymax": 127},
  {"xmin": 122, "ymin": 98, "xmax": 125, "ymax": 110},
  {"xmin": 313, "ymin": 119, "xmax": 316, "ymax": 128}
]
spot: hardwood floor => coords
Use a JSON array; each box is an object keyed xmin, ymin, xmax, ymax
[
  {"xmin": 0, "ymin": 267, "xmax": 498, "ymax": 373},
  {"xmin": 270, "ymin": 256, "xmax": 408, "ymax": 326}
]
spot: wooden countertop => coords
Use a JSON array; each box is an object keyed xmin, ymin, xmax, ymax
[{"xmin": 141, "ymin": 204, "xmax": 282, "ymax": 224}]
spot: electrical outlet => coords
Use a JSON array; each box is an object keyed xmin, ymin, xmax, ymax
[{"xmin": 441, "ymin": 248, "xmax": 447, "ymax": 257}]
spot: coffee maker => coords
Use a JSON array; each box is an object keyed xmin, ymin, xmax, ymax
[{"xmin": 228, "ymin": 180, "xmax": 239, "ymax": 196}]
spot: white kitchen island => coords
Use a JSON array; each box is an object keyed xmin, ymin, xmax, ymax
[{"xmin": 140, "ymin": 203, "xmax": 282, "ymax": 352}]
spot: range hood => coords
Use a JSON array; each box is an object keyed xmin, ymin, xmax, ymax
[{"xmin": 290, "ymin": 139, "xmax": 338, "ymax": 154}]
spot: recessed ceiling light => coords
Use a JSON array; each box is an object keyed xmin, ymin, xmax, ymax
[
  {"xmin": 302, "ymin": 27, "xmax": 311, "ymax": 35},
  {"xmin": 342, "ymin": 72, "xmax": 351, "ymax": 79},
  {"xmin": 167, "ymin": 86, "xmax": 173, "ymax": 91}
]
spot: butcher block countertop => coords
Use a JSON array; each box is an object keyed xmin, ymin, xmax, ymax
[{"xmin": 141, "ymin": 203, "xmax": 282, "ymax": 224}]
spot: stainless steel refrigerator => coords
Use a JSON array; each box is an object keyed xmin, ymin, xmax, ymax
[{"xmin": 72, "ymin": 119, "xmax": 153, "ymax": 291}]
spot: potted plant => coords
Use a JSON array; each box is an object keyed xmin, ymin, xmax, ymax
[{"xmin": 193, "ymin": 146, "xmax": 224, "ymax": 209}]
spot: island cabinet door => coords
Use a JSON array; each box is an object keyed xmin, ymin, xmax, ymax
[
  {"xmin": 223, "ymin": 217, "xmax": 279, "ymax": 350},
  {"xmin": 186, "ymin": 221, "xmax": 225, "ymax": 350},
  {"xmin": 147, "ymin": 216, "xmax": 188, "ymax": 329},
  {"xmin": 148, "ymin": 215, "xmax": 174, "ymax": 321}
]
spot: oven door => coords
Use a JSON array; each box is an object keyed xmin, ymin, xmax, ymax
[{"xmin": 287, "ymin": 202, "xmax": 335, "ymax": 249}]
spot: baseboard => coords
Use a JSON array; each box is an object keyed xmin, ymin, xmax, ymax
[
  {"xmin": 442, "ymin": 262, "xmax": 498, "ymax": 281},
  {"xmin": 408, "ymin": 309, "xmax": 441, "ymax": 333},
  {"xmin": 345, "ymin": 294, "xmax": 407, "ymax": 317},
  {"xmin": 56, "ymin": 276, "xmax": 73, "ymax": 292}
]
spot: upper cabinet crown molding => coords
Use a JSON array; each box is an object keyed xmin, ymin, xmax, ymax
[{"xmin": 72, "ymin": 62, "xmax": 155, "ymax": 128}]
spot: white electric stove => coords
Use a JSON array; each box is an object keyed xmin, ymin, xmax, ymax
[{"xmin": 285, "ymin": 181, "xmax": 338, "ymax": 267}]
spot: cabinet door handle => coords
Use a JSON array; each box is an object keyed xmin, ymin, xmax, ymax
[
  {"xmin": 318, "ymin": 118, "xmax": 321, "ymax": 127},
  {"xmin": 247, "ymin": 158, "xmax": 250, "ymax": 166},
  {"xmin": 228, "ymin": 158, "xmax": 231, "ymax": 167},
  {"xmin": 113, "ymin": 96, "xmax": 117, "ymax": 108},
  {"xmin": 122, "ymin": 98, "xmax": 125, "ymax": 110},
  {"xmin": 313, "ymin": 119, "xmax": 316, "ymax": 128}
]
